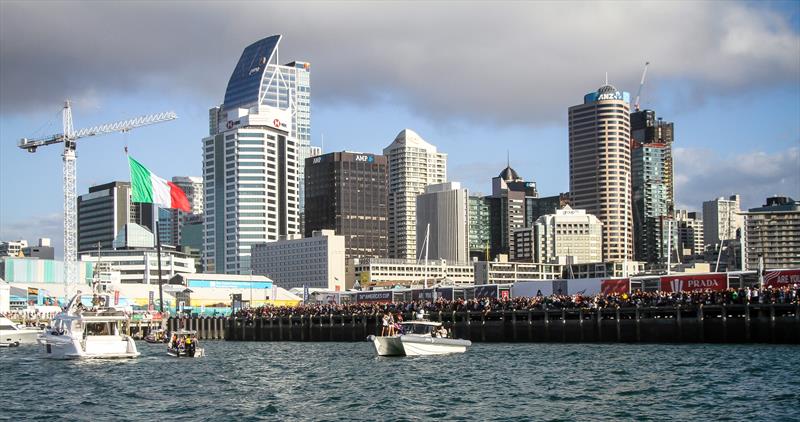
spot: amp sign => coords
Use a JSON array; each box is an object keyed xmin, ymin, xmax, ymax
[{"xmin": 354, "ymin": 154, "xmax": 374, "ymax": 163}]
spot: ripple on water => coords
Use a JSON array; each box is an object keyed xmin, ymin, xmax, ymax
[{"xmin": 1, "ymin": 342, "xmax": 799, "ymax": 421}]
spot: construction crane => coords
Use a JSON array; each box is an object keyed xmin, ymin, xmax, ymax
[
  {"xmin": 633, "ymin": 61, "xmax": 650, "ymax": 112},
  {"xmin": 18, "ymin": 100, "xmax": 177, "ymax": 291}
]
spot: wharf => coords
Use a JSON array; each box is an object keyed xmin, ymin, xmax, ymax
[{"xmin": 212, "ymin": 304, "xmax": 800, "ymax": 344}]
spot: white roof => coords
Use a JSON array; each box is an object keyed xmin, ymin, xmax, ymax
[{"xmin": 384, "ymin": 129, "xmax": 437, "ymax": 152}]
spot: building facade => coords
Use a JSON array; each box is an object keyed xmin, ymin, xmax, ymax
[
  {"xmin": 702, "ymin": 195, "xmax": 743, "ymax": 248},
  {"xmin": 568, "ymin": 83, "xmax": 633, "ymax": 262},
  {"xmin": 203, "ymin": 35, "xmax": 307, "ymax": 274},
  {"xmin": 742, "ymin": 196, "xmax": 800, "ymax": 270},
  {"xmin": 525, "ymin": 206, "xmax": 603, "ymax": 264},
  {"xmin": 416, "ymin": 182, "xmax": 469, "ymax": 263},
  {"xmin": 22, "ymin": 238, "xmax": 55, "ymax": 260},
  {"xmin": 251, "ymin": 230, "xmax": 345, "ymax": 291},
  {"xmin": 304, "ymin": 151, "xmax": 388, "ymax": 260},
  {"xmin": 354, "ymin": 258, "xmax": 474, "ymax": 287},
  {"xmin": 468, "ymin": 195, "xmax": 491, "ymax": 259},
  {"xmin": 0, "ymin": 240, "xmax": 28, "ymax": 257},
  {"xmin": 79, "ymin": 249, "xmax": 195, "ymax": 285},
  {"xmin": 487, "ymin": 166, "xmax": 533, "ymax": 258},
  {"xmin": 383, "ymin": 129, "xmax": 447, "ymax": 260},
  {"xmin": 473, "ymin": 260, "xmax": 562, "ymax": 285},
  {"xmin": 77, "ymin": 181, "xmax": 156, "ymax": 253},
  {"xmin": 0, "ymin": 257, "xmax": 94, "ymax": 285},
  {"xmin": 675, "ymin": 209, "xmax": 704, "ymax": 258}
]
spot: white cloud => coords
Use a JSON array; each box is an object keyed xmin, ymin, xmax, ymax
[{"xmin": 674, "ymin": 146, "xmax": 800, "ymax": 211}]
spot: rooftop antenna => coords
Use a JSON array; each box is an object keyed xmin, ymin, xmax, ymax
[
  {"xmin": 506, "ymin": 150, "xmax": 510, "ymax": 167},
  {"xmin": 605, "ymin": 72, "xmax": 608, "ymax": 85}
]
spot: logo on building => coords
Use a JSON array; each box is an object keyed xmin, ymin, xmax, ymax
[
  {"xmin": 354, "ymin": 155, "xmax": 374, "ymax": 163},
  {"xmin": 312, "ymin": 157, "xmax": 322, "ymax": 164},
  {"xmin": 669, "ymin": 278, "xmax": 683, "ymax": 292},
  {"xmin": 273, "ymin": 119, "xmax": 281, "ymax": 128}
]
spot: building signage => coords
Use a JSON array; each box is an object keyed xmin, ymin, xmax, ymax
[
  {"xmin": 474, "ymin": 285, "xmax": 498, "ymax": 299},
  {"xmin": 226, "ymin": 120, "xmax": 241, "ymax": 130},
  {"xmin": 601, "ymin": 278, "xmax": 629, "ymax": 294},
  {"xmin": 354, "ymin": 154, "xmax": 374, "ymax": 163},
  {"xmin": 659, "ymin": 274, "xmax": 727, "ymax": 292},
  {"xmin": 355, "ymin": 291, "xmax": 392, "ymax": 303},
  {"xmin": 412, "ymin": 289, "xmax": 435, "ymax": 301},
  {"xmin": 312, "ymin": 157, "xmax": 322, "ymax": 164},
  {"xmin": 764, "ymin": 270, "xmax": 800, "ymax": 288}
]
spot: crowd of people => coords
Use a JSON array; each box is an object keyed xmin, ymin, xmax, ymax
[{"xmin": 232, "ymin": 285, "xmax": 800, "ymax": 320}]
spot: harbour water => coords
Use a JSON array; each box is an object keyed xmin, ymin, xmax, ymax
[{"xmin": 2, "ymin": 342, "xmax": 799, "ymax": 421}]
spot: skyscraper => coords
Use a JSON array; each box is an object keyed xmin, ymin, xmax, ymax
[
  {"xmin": 77, "ymin": 181, "xmax": 156, "ymax": 252},
  {"xmin": 631, "ymin": 109, "xmax": 676, "ymax": 264},
  {"xmin": 742, "ymin": 196, "xmax": 800, "ymax": 270},
  {"xmin": 487, "ymin": 165, "xmax": 535, "ymax": 258},
  {"xmin": 203, "ymin": 35, "xmax": 307, "ymax": 274},
  {"xmin": 383, "ymin": 129, "xmax": 447, "ymax": 260},
  {"xmin": 416, "ymin": 182, "xmax": 469, "ymax": 263},
  {"xmin": 568, "ymin": 83, "xmax": 633, "ymax": 262},
  {"xmin": 675, "ymin": 209, "xmax": 704, "ymax": 258},
  {"xmin": 158, "ymin": 176, "xmax": 203, "ymax": 247},
  {"xmin": 468, "ymin": 195, "xmax": 490, "ymax": 259},
  {"xmin": 304, "ymin": 151, "xmax": 388, "ymax": 260}
]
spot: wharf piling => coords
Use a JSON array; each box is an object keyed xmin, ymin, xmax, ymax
[{"xmin": 218, "ymin": 304, "xmax": 800, "ymax": 344}]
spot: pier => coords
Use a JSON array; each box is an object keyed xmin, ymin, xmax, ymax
[{"xmin": 204, "ymin": 303, "xmax": 800, "ymax": 344}]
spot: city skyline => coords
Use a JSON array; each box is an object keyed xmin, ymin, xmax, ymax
[{"xmin": 1, "ymin": 1, "xmax": 799, "ymax": 257}]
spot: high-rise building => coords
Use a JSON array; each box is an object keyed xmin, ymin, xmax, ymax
[
  {"xmin": 416, "ymin": 182, "xmax": 469, "ymax": 263},
  {"xmin": 742, "ymin": 196, "xmax": 800, "ymax": 270},
  {"xmin": 304, "ymin": 151, "xmax": 388, "ymax": 260},
  {"xmin": 675, "ymin": 209, "xmax": 704, "ymax": 258},
  {"xmin": 702, "ymin": 195, "xmax": 742, "ymax": 249},
  {"xmin": 77, "ymin": 181, "xmax": 156, "ymax": 253},
  {"xmin": 568, "ymin": 83, "xmax": 633, "ymax": 262},
  {"xmin": 468, "ymin": 195, "xmax": 490, "ymax": 259},
  {"xmin": 158, "ymin": 176, "xmax": 204, "ymax": 247},
  {"xmin": 631, "ymin": 109, "xmax": 676, "ymax": 265},
  {"xmin": 487, "ymin": 165, "xmax": 537, "ymax": 258},
  {"xmin": 203, "ymin": 35, "xmax": 307, "ymax": 274},
  {"xmin": 512, "ymin": 206, "xmax": 602, "ymax": 264},
  {"xmin": 172, "ymin": 176, "xmax": 204, "ymax": 215},
  {"xmin": 383, "ymin": 129, "xmax": 447, "ymax": 260}
]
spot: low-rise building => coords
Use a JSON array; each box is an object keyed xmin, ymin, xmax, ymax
[
  {"xmin": 512, "ymin": 206, "xmax": 602, "ymax": 264},
  {"xmin": 675, "ymin": 209, "xmax": 704, "ymax": 258},
  {"xmin": 0, "ymin": 240, "xmax": 28, "ymax": 257},
  {"xmin": 251, "ymin": 230, "xmax": 346, "ymax": 291},
  {"xmin": 0, "ymin": 257, "xmax": 95, "ymax": 285},
  {"xmin": 354, "ymin": 258, "xmax": 474, "ymax": 287},
  {"xmin": 473, "ymin": 259, "xmax": 562, "ymax": 285}
]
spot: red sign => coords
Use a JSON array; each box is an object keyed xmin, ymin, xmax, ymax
[
  {"xmin": 764, "ymin": 270, "xmax": 800, "ymax": 288},
  {"xmin": 601, "ymin": 278, "xmax": 629, "ymax": 294},
  {"xmin": 660, "ymin": 274, "xmax": 727, "ymax": 292},
  {"xmin": 114, "ymin": 290, "xmax": 120, "ymax": 305},
  {"xmin": 273, "ymin": 118, "xmax": 281, "ymax": 128},
  {"xmin": 500, "ymin": 290, "xmax": 510, "ymax": 299}
]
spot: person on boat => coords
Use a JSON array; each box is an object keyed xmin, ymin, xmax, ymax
[
  {"xmin": 185, "ymin": 336, "xmax": 194, "ymax": 357},
  {"xmin": 381, "ymin": 312, "xmax": 390, "ymax": 336},
  {"xmin": 436, "ymin": 325, "xmax": 448, "ymax": 338}
]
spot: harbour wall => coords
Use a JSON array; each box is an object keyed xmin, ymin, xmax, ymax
[{"xmin": 168, "ymin": 304, "xmax": 800, "ymax": 344}]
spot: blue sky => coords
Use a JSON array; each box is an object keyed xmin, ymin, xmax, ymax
[{"xmin": 1, "ymin": 1, "xmax": 798, "ymax": 256}]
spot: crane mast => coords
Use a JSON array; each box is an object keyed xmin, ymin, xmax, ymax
[
  {"xmin": 634, "ymin": 61, "xmax": 650, "ymax": 112},
  {"xmin": 19, "ymin": 100, "xmax": 177, "ymax": 294}
]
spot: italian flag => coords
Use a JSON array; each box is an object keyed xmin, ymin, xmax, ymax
[{"xmin": 128, "ymin": 156, "xmax": 191, "ymax": 212}]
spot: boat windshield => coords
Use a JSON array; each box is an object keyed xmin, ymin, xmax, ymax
[
  {"xmin": 402, "ymin": 324, "xmax": 434, "ymax": 335},
  {"xmin": 84, "ymin": 322, "xmax": 117, "ymax": 336}
]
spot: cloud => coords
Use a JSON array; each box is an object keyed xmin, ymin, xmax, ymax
[
  {"xmin": 674, "ymin": 146, "xmax": 800, "ymax": 211},
  {"xmin": 1, "ymin": 1, "xmax": 797, "ymax": 126},
  {"xmin": 0, "ymin": 213, "xmax": 63, "ymax": 258}
]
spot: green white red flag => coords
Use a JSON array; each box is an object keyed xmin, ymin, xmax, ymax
[{"xmin": 128, "ymin": 156, "xmax": 191, "ymax": 212}]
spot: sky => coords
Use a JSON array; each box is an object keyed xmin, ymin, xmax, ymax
[{"xmin": 1, "ymin": 0, "xmax": 798, "ymax": 258}]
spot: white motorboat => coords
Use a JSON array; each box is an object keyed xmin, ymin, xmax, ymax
[
  {"xmin": 37, "ymin": 293, "xmax": 139, "ymax": 359},
  {"xmin": 367, "ymin": 320, "xmax": 471, "ymax": 357},
  {"xmin": 166, "ymin": 329, "xmax": 205, "ymax": 358},
  {"xmin": 0, "ymin": 316, "xmax": 43, "ymax": 347}
]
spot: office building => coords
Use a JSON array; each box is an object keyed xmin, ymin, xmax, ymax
[
  {"xmin": 203, "ymin": 35, "xmax": 308, "ymax": 274},
  {"xmin": 703, "ymin": 195, "xmax": 743, "ymax": 248},
  {"xmin": 742, "ymin": 196, "xmax": 800, "ymax": 270},
  {"xmin": 675, "ymin": 210, "xmax": 704, "ymax": 258},
  {"xmin": 473, "ymin": 260, "xmax": 562, "ymax": 285},
  {"xmin": 77, "ymin": 181, "xmax": 156, "ymax": 253},
  {"xmin": 251, "ymin": 230, "xmax": 345, "ymax": 291},
  {"xmin": 383, "ymin": 129, "xmax": 447, "ymax": 260},
  {"xmin": 304, "ymin": 151, "xmax": 388, "ymax": 260},
  {"xmin": 171, "ymin": 176, "xmax": 204, "ymax": 215},
  {"xmin": 513, "ymin": 206, "xmax": 602, "ymax": 264},
  {"xmin": 80, "ymin": 248, "xmax": 195, "ymax": 285},
  {"xmin": 487, "ymin": 165, "xmax": 537, "ymax": 258},
  {"xmin": 525, "ymin": 194, "xmax": 570, "ymax": 228},
  {"xmin": 416, "ymin": 182, "xmax": 468, "ymax": 263},
  {"xmin": 468, "ymin": 195, "xmax": 491, "ymax": 259},
  {"xmin": 568, "ymin": 83, "xmax": 633, "ymax": 262},
  {"xmin": 22, "ymin": 238, "xmax": 55, "ymax": 260}
]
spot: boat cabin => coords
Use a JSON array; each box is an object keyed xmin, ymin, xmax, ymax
[{"xmin": 399, "ymin": 321, "xmax": 442, "ymax": 335}]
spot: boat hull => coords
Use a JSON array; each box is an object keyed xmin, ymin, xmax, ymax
[
  {"xmin": 38, "ymin": 335, "xmax": 140, "ymax": 359},
  {"xmin": 1, "ymin": 328, "xmax": 42, "ymax": 346},
  {"xmin": 367, "ymin": 335, "xmax": 471, "ymax": 356}
]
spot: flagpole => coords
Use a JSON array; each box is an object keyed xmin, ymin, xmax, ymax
[{"xmin": 156, "ymin": 218, "xmax": 164, "ymax": 313}]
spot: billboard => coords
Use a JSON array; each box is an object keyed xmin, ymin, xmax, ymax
[
  {"xmin": 659, "ymin": 273, "xmax": 727, "ymax": 292},
  {"xmin": 474, "ymin": 285, "xmax": 498, "ymax": 299},
  {"xmin": 764, "ymin": 270, "xmax": 800, "ymax": 288},
  {"xmin": 512, "ymin": 281, "xmax": 554, "ymax": 297},
  {"xmin": 601, "ymin": 278, "xmax": 629, "ymax": 294},
  {"xmin": 355, "ymin": 291, "xmax": 392, "ymax": 303},
  {"xmin": 412, "ymin": 289, "xmax": 435, "ymax": 302}
]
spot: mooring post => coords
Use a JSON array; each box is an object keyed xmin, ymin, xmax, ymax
[
  {"xmin": 635, "ymin": 305, "xmax": 641, "ymax": 343},
  {"xmin": 615, "ymin": 306, "xmax": 621, "ymax": 342},
  {"xmin": 698, "ymin": 304, "xmax": 704, "ymax": 342}
]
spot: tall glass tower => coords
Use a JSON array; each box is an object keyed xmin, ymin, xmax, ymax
[{"xmin": 202, "ymin": 35, "xmax": 310, "ymax": 274}]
